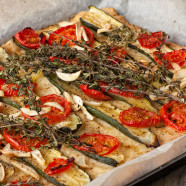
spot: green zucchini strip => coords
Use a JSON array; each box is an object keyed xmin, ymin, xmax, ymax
[
  {"xmin": 0, "ymin": 97, "xmax": 21, "ymax": 110},
  {"xmin": 13, "ymin": 37, "xmax": 30, "ymax": 51},
  {"xmin": 16, "ymin": 157, "xmax": 65, "ymax": 186},
  {"xmin": 72, "ymin": 147, "xmax": 118, "ymax": 167},
  {"xmin": 127, "ymin": 43, "xmax": 156, "ymax": 65}
]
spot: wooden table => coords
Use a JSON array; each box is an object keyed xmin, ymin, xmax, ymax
[{"xmin": 148, "ymin": 164, "xmax": 186, "ymax": 186}]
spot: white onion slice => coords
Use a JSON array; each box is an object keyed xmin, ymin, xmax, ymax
[
  {"xmin": 1, "ymin": 144, "xmax": 31, "ymax": 157},
  {"xmin": 81, "ymin": 27, "xmax": 89, "ymax": 41},
  {"xmin": 44, "ymin": 102, "xmax": 64, "ymax": 112},
  {"xmin": 21, "ymin": 107, "xmax": 51, "ymax": 116},
  {"xmin": 56, "ymin": 70, "xmax": 81, "ymax": 82},
  {"xmin": 83, "ymin": 100, "xmax": 102, "ymax": 106}
]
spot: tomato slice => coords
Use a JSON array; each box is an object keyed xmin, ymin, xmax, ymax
[
  {"xmin": 3, "ymin": 129, "xmax": 48, "ymax": 152},
  {"xmin": 153, "ymin": 49, "xmax": 186, "ymax": 69},
  {"xmin": 49, "ymin": 56, "xmax": 72, "ymax": 65},
  {"xmin": 0, "ymin": 80, "xmax": 36, "ymax": 97},
  {"xmin": 44, "ymin": 157, "xmax": 74, "ymax": 175},
  {"xmin": 119, "ymin": 107, "xmax": 160, "ymax": 127},
  {"xmin": 137, "ymin": 31, "xmax": 166, "ymax": 49},
  {"xmin": 99, "ymin": 82, "xmax": 144, "ymax": 99},
  {"xmin": 73, "ymin": 133, "xmax": 119, "ymax": 156},
  {"xmin": 48, "ymin": 25, "xmax": 94, "ymax": 47},
  {"xmin": 22, "ymin": 94, "xmax": 71, "ymax": 125},
  {"xmin": 80, "ymin": 84, "xmax": 111, "ymax": 101},
  {"xmin": 14, "ymin": 27, "xmax": 40, "ymax": 49},
  {"xmin": 108, "ymin": 47, "xmax": 126, "ymax": 64},
  {"xmin": 160, "ymin": 100, "xmax": 186, "ymax": 132}
]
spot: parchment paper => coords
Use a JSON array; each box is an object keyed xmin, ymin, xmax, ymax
[{"xmin": 0, "ymin": 0, "xmax": 186, "ymax": 185}]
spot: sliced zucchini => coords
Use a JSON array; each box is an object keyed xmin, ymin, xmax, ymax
[
  {"xmin": 53, "ymin": 113, "xmax": 82, "ymax": 133},
  {"xmin": 127, "ymin": 43, "xmax": 156, "ymax": 65},
  {"xmin": 106, "ymin": 92, "xmax": 157, "ymax": 113},
  {"xmin": 80, "ymin": 5, "xmax": 123, "ymax": 36},
  {"xmin": 13, "ymin": 37, "xmax": 30, "ymax": 51},
  {"xmin": 41, "ymin": 148, "xmax": 91, "ymax": 186},
  {"xmin": 72, "ymin": 147, "xmax": 118, "ymax": 167},
  {"xmin": 84, "ymin": 103, "xmax": 159, "ymax": 147},
  {"xmin": 0, "ymin": 97, "xmax": 21, "ymax": 110}
]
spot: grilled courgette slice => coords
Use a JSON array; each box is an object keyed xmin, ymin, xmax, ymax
[{"xmin": 80, "ymin": 6, "xmax": 123, "ymax": 35}]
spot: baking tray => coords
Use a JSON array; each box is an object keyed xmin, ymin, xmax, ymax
[{"xmin": 126, "ymin": 152, "xmax": 186, "ymax": 186}]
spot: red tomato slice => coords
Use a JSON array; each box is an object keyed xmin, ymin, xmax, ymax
[
  {"xmin": 138, "ymin": 31, "xmax": 166, "ymax": 49},
  {"xmin": 99, "ymin": 82, "xmax": 144, "ymax": 99},
  {"xmin": 119, "ymin": 107, "xmax": 160, "ymax": 127},
  {"xmin": 48, "ymin": 25, "xmax": 94, "ymax": 47},
  {"xmin": 108, "ymin": 47, "xmax": 126, "ymax": 64},
  {"xmin": 14, "ymin": 27, "xmax": 40, "ymax": 49},
  {"xmin": 73, "ymin": 133, "xmax": 119, "ymax": 156},
  {"xmin": 22, "ymin": 94, "xmax": 71, "ymax": 125},
  {"xmin": 153, "ymin": 49, "xmax": 186, "ymax": 69},
  {"xmin": 49, "ymin": 56, "xmax": 72, "ymax": 65},
  {"xmin": 160, "ymin": 100, "xmax": 186, "ymax": 132},
  {"xmin": 3, "ymin": 129, "xmax": 48, "ymax": 152},
  {"xmin": 44, "ymin": 157, "xmax": 74, "ymax": 175},
  {"xmin": 80, "ymin": 84, "xmax": 111, "ymax": 101},
  {"xmin": 0, "ymin": 80, "xmax": 36, "ymax": 97}
]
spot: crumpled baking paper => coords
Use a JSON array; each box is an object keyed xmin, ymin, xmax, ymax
[{"xmin": 0, "ymin": 0, "xmax": 186, "ymax": 185}]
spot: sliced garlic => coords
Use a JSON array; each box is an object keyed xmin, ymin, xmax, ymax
[
  {"xmin": 63, "ymin": 92, "xmax": 80, "ymax": 111},
  {"xmin": 31, "ymin": 150, "xmax": 46, "ymax": 167},
  {"xmin": 1, "ymin": 144, "xmax": 31, "ymax": 157},
  {"xmin": 72, "ymin": 95, "xmax": 83, "ymax": 106},
  {"xmin": 21, "ymin": 107, "xmax": 51, "ymax": 116},
  {"xmin": 63, "ymin": 91, "xmax": 75, "ymax": 104},
  {"xmin": 72, "ymin": 95, "xmax": 94, "ymax": 120},
  {"xmin": 0, "ymin": 163, "xmax": 5, "ymax": 182},
  {"xmin": 56, "ymin": 70, "xmax": 81, "ymax": 82},
  {"xmin": 83, "ymin": 100, "xmax": 102, "ymax": 106},
  {"xmin": 44, "ymin": 102, "xmax": 64, "ymax": 112}
]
